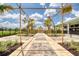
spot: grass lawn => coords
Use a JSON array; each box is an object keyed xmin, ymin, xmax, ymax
[{"xmin": 0, "ymin": 31, "xmax": 18, "ymax": 37}]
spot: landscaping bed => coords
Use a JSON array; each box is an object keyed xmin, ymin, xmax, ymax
[
  {"xmin": 0, "ymin": 40, "xmax": 22, "ymax": 56},
  {"xmin": 59, "ymin": 41, "xmax": 79, "ymax": 56}
]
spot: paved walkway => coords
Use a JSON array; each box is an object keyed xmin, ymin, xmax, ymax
[{"xmin": 10, "ymin": 33, "xmax": 73, "ymax": 56}]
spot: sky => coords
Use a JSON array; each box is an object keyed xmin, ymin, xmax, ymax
[{"xmin": 0, "ymin": 3, "xmax": 79, "ymax": 29}]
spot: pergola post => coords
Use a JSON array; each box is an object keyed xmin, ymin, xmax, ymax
[
  {"xmin": 61, "ymin": 3, "xmax": 64, "ymax": 44},
  {"xmin": 19, "ymin": 3, "xmax": 24, "ymax": 56},
  {"xmin": 67, "ymin": 23, "xmax": 70, "ymax": 35}
]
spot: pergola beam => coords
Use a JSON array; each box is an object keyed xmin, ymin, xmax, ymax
[
  {"xmin": 15, "ymin": 3, "xmax": 64, "ymax": 44},
  {"xmin": 12, "ymin": 7, "xmax": 61, "ymax": 9}
]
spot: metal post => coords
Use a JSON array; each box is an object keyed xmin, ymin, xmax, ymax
[
  {"xmin": 61, "ymin": 3, "xmax": 64, "ymax": 44},
  {"xmin": 67, "ymin": 23, "xmax": 70, "ymax": 34},
  {"xmin": 19, "ymin": 3, "xmax": 24, "ymax": 56}
]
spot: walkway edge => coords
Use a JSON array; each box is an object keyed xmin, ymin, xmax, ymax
[{"xmin": 44, "ymin": 33, "xmax": 73, "ymax": 56}]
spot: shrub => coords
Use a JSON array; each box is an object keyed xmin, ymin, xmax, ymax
[
  {"xmin": 6, "ymin": 40, "xmax": 17, "ymax": 47},
  {"xmin": 0, "ymin": 41, "xmax": 7, "ymax": 52},
  {"xmin": 0, "ymin": 46, "xmax": 6, "ymax": 52},
  {"xmin": 10, "ymin": 40, "xmax": 17, "ymax": 46},
  {"xmin": 70, "ymin": 40, "xmax": 79, "ymax": 47},
  {"xmin": 0, "ymin": 40, "xmax": 17, "ymax": 52},
  {"xmin": 0, "ymin": 41, "xmax": 7, "ymax": 46}
]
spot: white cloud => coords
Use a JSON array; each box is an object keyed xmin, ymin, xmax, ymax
[
  {"xmin": 44, "ymin": 9, "xmax": 56, "ymax": 16},
  {"xmin": 56, "ymin": 21, "xmax": 61, "ymax": 25},
  {"xmin": 40, "ymin": 3, "xmax": 45, "ymax": 6},
  {"xmin": 44, "ymin": 17, "xmax": 47, "ymax": 20},
  {"xmin": 0, "ymin": 13, "xmax": 19, "ymax": 19},
  {"xmin": 0, "ymin": 13, "xmax": 28, "ymax": 25},
  {"xmin": 0, "ymin": 12, "xmax": 43, "ymax": 29},
  {"xmin": 0, "ymin": 19, "xmax": 3, "ymax": 22},
  {"xmin": 40, "ymin": 3, "xmax": 46, "ymax": 8},
  {"xmin": 0, "ymin": 12, "xmax": 29, "ymax": 29},
  {"xmin": 29, "ymin": 13, "xmax": 43, "ymax": 21},
  {"xmin": 49, "ymin": 3, "xmax": 61, "ymax": 8},
  {"xmin": 35, "ymin": 21, "xmax": 42, "ymax": 25},
  {"xmin": 0, "ymin": 21, "xmax": 19, "ymax": 29},
  {"xmin": 0, "ymin": 13, "xmax": 27, "ymax": 20},
  {"xmin": 56, "ymin": 17, "xmax": 75, "ymax": 25},
  {"xmin": 0, "ymin": 20, "xmax": 28, "ymax": 29},
  {"xmin": 72, "ymin": 9, "xmax": 79, "ymax": 17},
  {"xmin": 34, "ymin": 21, "xmax": 44, "ymax": 29},
  {"xmin": 64, "ymin": 17, "xmax": 75, "ymax": 22}
]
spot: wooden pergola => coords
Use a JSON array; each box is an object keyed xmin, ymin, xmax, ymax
[{"xmin": 10, "ymin": 3, "xmax": 72, "ymax": 55}]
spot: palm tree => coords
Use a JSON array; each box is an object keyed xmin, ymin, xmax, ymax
[
  {"xmin": 44, "ymin": 16, "xmax": 52, "ymax": 34},
  {"xmin": 0, "ymin": 4, "xmax": 13, "ymax": 14},
  {"xmin": 27, "ymin": 18, "xmax": 35, "ymax": 34},
  {"xmin": 38, "ymin": 26, "xmax": 43, "ymax": 33}
]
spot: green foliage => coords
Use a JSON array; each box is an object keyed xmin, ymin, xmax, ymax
[
  {"xmin": 27, "ymin": 19, "xmax": 35, "ymax": 34},
  {"xmin": 44, "ymin": 18, "xmax": 52, "ymax": 27},
  {"xmin": 0, "ymin": 40, "xmax": 17, "ymax": 52},
  {"xmin": 0, "ymin": 46, "xmax": 6, "ymax": 52},
  {"xmin": 6, "ymin": 40, "xmax": 12, "ymax": 46},
  {"xmin": 56, "ymin": 29, "xmax": 61, "ymax": 33},
  {"xmin": 5, "ymin": 40, "xmax": 17, "ymax": 47},
  {"xmin": 0, "ymin": 4, "xmax": 13, "ymax": 14},
  {"xmin": 10, "ymin": 40, "xmax": 17, "ymax": 46},
  {"xmin": 71, "ymin": 40, "xmax": 79, "ymax": 46},
  {"xmin": 44, "ymin": 17, "xmax": 52, "ymax": 34},
  {"xmin": 61, "ymin": 5, "xmax": 72, "ymax": 14},
  {"xmin": 0, "ymin": 41, "xmax": 7, "ymax": 52},
  {"xmin": 69, "ymin": 40, "xmax": 79, "ymax": 51},
  {"xmin": 0, "ymin": 31, "xmax": 17, "ymax": 37},
  {"xmin": 28, "ymin": 19, "xmax": 35, "ymax": 27}
]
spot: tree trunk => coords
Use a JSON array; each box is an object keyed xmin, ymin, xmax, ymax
[{"xmin": 48, "ymin": 26, "xmax": 50, "ymax": 34}]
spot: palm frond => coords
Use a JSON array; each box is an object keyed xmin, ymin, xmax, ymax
[{"xmin": 0, "ymin": 4, "xmax": 13, "ymax": 14}]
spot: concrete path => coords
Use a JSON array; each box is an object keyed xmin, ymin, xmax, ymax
[{"xmin": 10, "ymin": 33, "xmax": 73, "ymax": 56}]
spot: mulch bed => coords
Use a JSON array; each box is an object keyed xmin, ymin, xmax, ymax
[
  {"xmin": 59, "ymin": 43, "xmax": 79, "ymax": 56},
  {"xmin": 0, "ymin": 43, "xmax": 23, "ymax": 56}
]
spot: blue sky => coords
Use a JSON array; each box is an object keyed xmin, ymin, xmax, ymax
[{"xmin": 0, "ymin": 3, "xmax": 79, "ymax": 29}]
